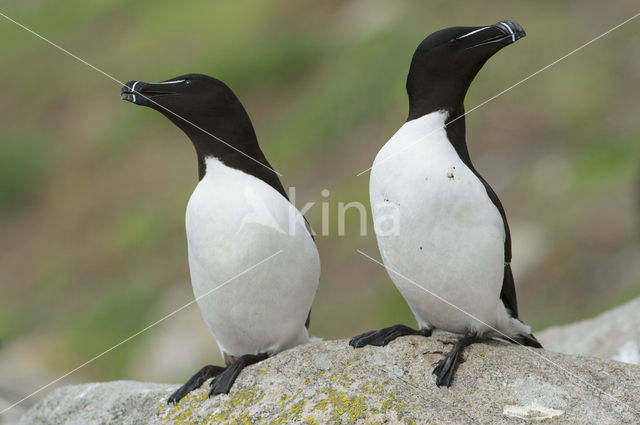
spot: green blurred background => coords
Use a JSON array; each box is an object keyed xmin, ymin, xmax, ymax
[{"xmin": 0, "ymin": 0, "xmax": 639, "ymax": 405}]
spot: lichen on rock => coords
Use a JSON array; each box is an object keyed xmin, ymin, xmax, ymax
[{"xmin": 17, "ymin": 336, "xmax": 640, "ymax": 424}]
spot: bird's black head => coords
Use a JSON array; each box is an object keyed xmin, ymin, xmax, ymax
[
  {"xmin": 120, "ymin": 73, "xmax": 247, "ymax": 133},
  {"xmin": 406, "ymin": 21, "xmax": 525, "ymax": 121},
  {"xmin": 121, "ymin": 74, "xmax": 266, "ymax": 180}
]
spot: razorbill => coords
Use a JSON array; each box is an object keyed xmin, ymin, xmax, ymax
[
  {"xmin": 121, "ymin": 74, "xmax": 320, "ymax": 402},
  {"xmin": 350, "ymin": 21, "xmax": 542, "ymax": 387}
]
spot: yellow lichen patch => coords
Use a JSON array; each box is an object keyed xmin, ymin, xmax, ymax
[
  {"xmin": 267, "ymin": 399, "xmax": 307, "ymax": 425},
  {"xmin": 177, "ymin": 388, "xmax": 208, "ymax": 407},
  {"xmin": 278, "ymin": 393, "xmax": 291, "ymax": 408},
  {"xmin": 356, "ymin": 379, "xmax": 422, "ymax": 421},
  {"xmin": 403, "ymin": 417, "xmax": 417, "ymax": 425},
  {"xmin": 232, "ymin": 411, "xmax": 252, "ymax": 425},
  {"xmin": 303, "ymin": 416, "xmax": 319, "ymax": 425},
  {"xmin": 359, "ymin": 379, "xmax": 391, "ymax": 397},
  {"xmin": 203, "ymin": 410, "xmax": 253, "ymax": 425},
  {"xmin": 160, "ymin": 384, "xmax": 265, "ymax": 425},
  {"xmin": 168, "ymin": 405, "xmax": 196, "ymax": 424},
  {"xmin": 312, "ymin": 388, "xmax": 368, "ymax": 424},
  {"xmin": 256, "ymin": 366, "xmax": 271, "ymax": 375},
  {"xmin": 381, "ymin": 395, "xmax": 406, "ymax": 411}
]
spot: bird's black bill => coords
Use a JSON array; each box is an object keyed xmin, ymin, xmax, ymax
[
  {"xmin": 120, "ymin": 80, "xmax": 179, "ymax": 105},
  {"xmin": 464, "ymin": 20, "xmax": 525, "ymax": 49}
]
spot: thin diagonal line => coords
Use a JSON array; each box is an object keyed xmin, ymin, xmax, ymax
[
  {"xmin": 0, "ymin": 250, "xmax": 283, "ymax": 415},
  {"xmin": 356, "ymin": 11, "xmax": 640, "ymax": 177},
  {"xmin": 357, "ymin": 249, "xmax": 640, "ymax": 416},
  {"xmin": 0, "ymin": 10, "xmax": 282, "ymax": 177}
]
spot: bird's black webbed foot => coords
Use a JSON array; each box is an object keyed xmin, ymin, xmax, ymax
[
  {"xmin": 168, "ymin": 364, "xmax": 226, "ymax": 404},
  {"xmin": 432, "ymin": 330, "xmax": 477, "ymax": 387},
  {"xmin": 209, "ymin": 353, "xmax": 269, "ymax": 395},
  {"xmin": 349, "ymin": 324, "xmax": 432, "ymax": 348}
]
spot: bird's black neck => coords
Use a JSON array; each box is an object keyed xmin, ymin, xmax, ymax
[
  {"xmin": 406, "ymin": 56, "xmax": 481, "ymax": 171},
  {"xmin": 176, "ymin": 118, "xmax": 289, "ymax": 201},
  {"xmin": 442, "ymin": 104, "xmax": 474, "ymax": 172}
]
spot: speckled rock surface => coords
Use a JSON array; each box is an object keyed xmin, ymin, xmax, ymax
[
  {"xmin": 538, "ymin": 296, "xmax": 640, "ymax": 365},
  {"xmin": 16, "ymin": 337, "xmax": 640, "ymax": 425}
]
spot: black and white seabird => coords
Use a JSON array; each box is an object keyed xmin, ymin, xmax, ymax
[
  {"xmin": 121, "ymin": 74, "xmax": 320, "ymax": 402},
  {"xmin": 350, "ymin": 21, "xmax": 542, "ymax": 387}
]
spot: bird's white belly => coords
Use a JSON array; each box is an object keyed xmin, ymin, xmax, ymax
[
  {"xmin": 370, "ymin": 112, "xmax": 504, "ymax": 334},
  {"xmin": 185, "ymin": 157, "xmax": 319, "ymax": 357}
]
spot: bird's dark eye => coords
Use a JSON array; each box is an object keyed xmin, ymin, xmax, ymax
[{"xmin": 184, "ymin": 80, "xmax": 191, "ymax": 85}]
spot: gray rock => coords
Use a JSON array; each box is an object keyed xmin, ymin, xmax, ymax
[
  {"xmin": 538, "ymin": 296, "xmax": 640, "ymax": 364},
  {"xmin": 0, "ymin": 364, "xmax": 63, "ymax": 425},
  {"xmin": 16, "ymin": 337, "xmax": 640, "ymax": 425}
]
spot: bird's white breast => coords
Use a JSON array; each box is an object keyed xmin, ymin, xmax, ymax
[
  {"xmin": 370, "ymin": 111, "xmax": 505, "ymax": 334},
  {"xmin": 185, "ymin": 157, "xmax": 320, "ymax": 357}
]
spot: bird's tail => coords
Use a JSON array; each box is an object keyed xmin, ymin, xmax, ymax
[
  {"xmin": 496, "ymin": 303, "xmax": 543, "ymax": 348},
  {"xmin": 513, "ymin": 332, "xmax": 543, "ymax": 348},
  {"xmin": 292, "ymin": 327, "xmax": 323, "ymax": 347},
  {"xmin": 309, "ymin": 335, "xmax": 323, "ymax": 343}
]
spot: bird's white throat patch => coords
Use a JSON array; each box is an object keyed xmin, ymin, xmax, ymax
[{"xmin": 201, "ymin": 156, "xmax": 308, "ymax": 237}]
